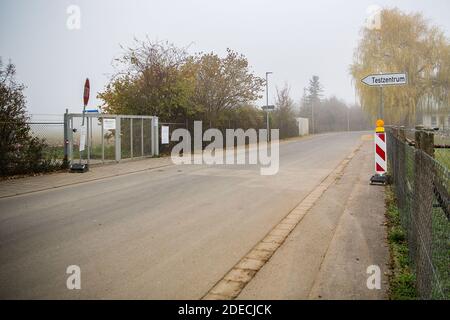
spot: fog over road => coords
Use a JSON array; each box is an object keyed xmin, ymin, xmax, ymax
[{"xmin": 0, "ymin": 132, "xmax": 365, "ymax": 299}]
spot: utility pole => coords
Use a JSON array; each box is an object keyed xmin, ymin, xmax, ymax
[{"xmin": 265, "ymin": 71, "xmax": 273, "ymax": 142}]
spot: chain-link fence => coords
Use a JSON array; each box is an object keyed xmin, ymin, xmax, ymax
[
  {"xmin": 28, "ymin": 121, "xmax": 65, "ymax": 164},
  {"xmin": 0, "ymin": 115, "xmax": 66, "ymax": 176},
  {"xmin": 387, "ymin": 126, "xmax": 450, "ymax": 299},
  {"xmin": 27, "ymin": 114, "xmax": 65, "ymax": 165},
  {"xmin": 1, "ymin": 113, "xmax": 163, "ymax": 176}
]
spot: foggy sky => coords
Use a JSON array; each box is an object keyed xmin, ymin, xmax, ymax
[{"xmin": 1, "ymin": 0, "xmax": 449, "ymax": 115}]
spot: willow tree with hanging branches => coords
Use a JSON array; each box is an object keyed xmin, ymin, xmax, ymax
[{"xmin": 350, "ymin": 8, "xmax": 450, "ymax": 126}]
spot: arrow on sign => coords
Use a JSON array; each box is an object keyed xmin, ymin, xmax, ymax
[{"xmin": 361, "ymin": 73, "xmax": 407, "ymax": 86}]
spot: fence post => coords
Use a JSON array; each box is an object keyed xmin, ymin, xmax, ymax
[
  {"xmin": 152, "ymin": 117, "xmax": 159, "ymax": 156},
  {"xmin": 86, "ymin": 116, "xmax": 90, "ymax": 166},
  {"xmin": 101, "ymin": 117, "xmax": 104, "ymax": 164},
  {"xmin": 63, "ymin": 109, "xmax": 69, "ymax": 168},
  {"xmin": 69, "ymin": 116, "xmax": 73, "ymax": 164},
  {"xmin": 115, "ymin": 116, "xmax": 121, "ymax": 162},
  {"xmin": 397, "ymin": 126, "xmax": 406, "ymax": 208},
  {"xmin": 413, "ymin": 126, "xmax": 434, "ymax": 298},
  {"xmin": 130, "ymin": 118, "xmax": 133, "ymax": 159},
  {"xmin": 141, "ymin": 118, "xmax": 144, "ymax": 157},
  {"xmin": 398, "ymin": 126, "xmax": 406, "ymax": 142}
]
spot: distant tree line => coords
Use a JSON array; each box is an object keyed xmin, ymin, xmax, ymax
[
  {"xmin": 100, "ymin": 38, "xmax": 371, "ymax": 138},
  {"xmin": 299, "ymin": 75, "xmax": 371, "ymax": 133}
]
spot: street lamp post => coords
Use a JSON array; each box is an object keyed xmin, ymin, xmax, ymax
[
  {"xmin": 265, "ymin": 71, "xmax": 273, "ymax": 142},
  {"xmin": 347, "ymin": 107, "xmax": 350, "ymax": 132}
]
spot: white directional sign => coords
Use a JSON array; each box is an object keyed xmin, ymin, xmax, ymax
[{"xmin": 361, "ymin": 73, "xmax": 407, "ymax": 86}]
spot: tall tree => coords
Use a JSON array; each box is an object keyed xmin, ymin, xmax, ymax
[
  {"xmin": 192, "ymin": 48, "xmax": 265, "ymax": 127},
  {"xmin": 99, "ymin": 41, "xmax": 265, "ymax": 129},
  {"xmin": 350, "ymin": 8, "xmax": 450, "ymax": 125},
  {"xmin": 98, "ymin": 39, "xmax": 198, "ymax": 122},
  {"xmin": 307, "ymin": 75, "xmax": 323, "ymax": 105},
  {"xmin": 299, "ymin": 75, "xmax": 324, "ymax": 133}
]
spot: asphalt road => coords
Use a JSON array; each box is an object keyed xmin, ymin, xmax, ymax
[
  {"xmin": 237, "ymin": 138, "xmax": 388, "ymax": 299},
  {"xmin": 0, "ymin": 132, "xmax": 365, "ymax": 299}
]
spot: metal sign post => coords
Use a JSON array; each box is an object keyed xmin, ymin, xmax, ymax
[
  {"xmin": 265, "ymin": 72, "xmax": 273, "ymax": 142},
  {"xmin": 262, "ymin": 105, "xmax": 275, "ymax": 142},
  {"xmin": 362, "ymin": 72, "xmax": 407, "ymax": 185},
  {"xmin": 70, "ymin": 78, "xmax": 90, "ymax": 172}
]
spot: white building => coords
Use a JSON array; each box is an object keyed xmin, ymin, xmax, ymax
[
  {"xmin": 296, "ymin": 117, "xmax": 309, "ymax": 135},
  {"xmin": 419, "ymin": 95, "xmax": 449, "ymax": 129},
  {"xmin": 422, "ymin": 112, "xmax": 450, "ymax": 129}
]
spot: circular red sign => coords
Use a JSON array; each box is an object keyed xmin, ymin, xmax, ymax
[{"xmin": 83, "ymin": 78, "xmax": 90, "ymax": 106}]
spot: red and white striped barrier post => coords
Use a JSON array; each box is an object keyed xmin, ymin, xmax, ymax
[
  {"xmin": 370, "ymin": 119, "xmax": 389, "ymax": 185},
  {"xmin": 375, "ymin": 131, "xmax": 386, "ymax": 174}
]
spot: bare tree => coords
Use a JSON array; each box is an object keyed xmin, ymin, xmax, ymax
[{"xmin": 273, "ymin": 84, "xmax": 298, "ymax": 138}]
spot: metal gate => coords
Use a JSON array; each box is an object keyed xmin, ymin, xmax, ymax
[{"xmin": 64, "ymin": 113, "xmax": 159, "ymax": 166}]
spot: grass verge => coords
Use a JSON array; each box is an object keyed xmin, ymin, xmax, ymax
[{"xmin": 385, "ymin": 186, "xmax": 417, "ymax": 300}]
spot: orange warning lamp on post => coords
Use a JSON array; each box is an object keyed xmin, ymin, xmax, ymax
[{"xmin": 375, "ymin": 119, "xmax": 385, "ymax": 133}]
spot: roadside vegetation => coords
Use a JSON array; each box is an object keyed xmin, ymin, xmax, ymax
[
  {"xmin": 99, "ymin": 39, "xmax": 371, "ymax": 137},
  {"xmin": 0, "ymin": 59, "xmax": 63, "ymax": 178},
  {"xmin": 385, "ymin": 186, "xmax": 417, "ymax": 300}
]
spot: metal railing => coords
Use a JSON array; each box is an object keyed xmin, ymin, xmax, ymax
[{"xmin": 65, "ymin": 113, "xmax": 159, "ymax": 166}]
